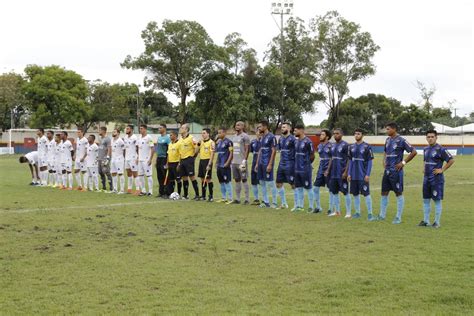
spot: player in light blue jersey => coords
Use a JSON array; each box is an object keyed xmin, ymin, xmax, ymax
[{"xmin": 418, "ymin": 129, "xmax": 454, "ymax": 228}]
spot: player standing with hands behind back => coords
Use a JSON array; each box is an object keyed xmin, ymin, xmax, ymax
[{"xmin": 377, "ymin": 122, "xmax": 417, "ymax": 224}]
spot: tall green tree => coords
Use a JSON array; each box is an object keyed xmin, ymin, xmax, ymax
[
  {"xmin": 310, "ymin": 11, "xmax": 380, "ymax": 129},
  {"xmin": 23, "ymin": 65, "xmax": 89, "ymax": 128},
  {"xmin": 0, "ymin": 72, "xmax": 27, "ymax": 131},
  {"xmin": 396, "ymin": 104, "xmax": 432, "ymax": 134},
  {"xmin": 122, "ymin": 20, "xmax": 225, "ymax": 124}
]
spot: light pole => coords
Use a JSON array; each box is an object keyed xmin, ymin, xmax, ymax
[
  {"xmin": 372, "ymin": 113, "xmax": 378, "ymax": 136},
  {"xmin": 136, "ymin": 84, "xmax": 141, "ymax": 130},
  {"xmin": 271, "ymin": 0, "xmax": 294, "ymax": 122}
]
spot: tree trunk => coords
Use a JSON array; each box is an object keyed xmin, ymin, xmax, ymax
[{"xmin": 179, "ymin": 92, "xmax": 187, "ymax": 124}]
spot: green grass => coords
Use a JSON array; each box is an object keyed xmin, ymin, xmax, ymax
[{"xmin": 0, "ymin": 154, "xmax": 473, "ymax": 314}]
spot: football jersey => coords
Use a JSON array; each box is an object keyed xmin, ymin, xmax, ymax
[
  {"xmin": 54, "ymin": 141, "xmax": 62, "ymax": 163},
  {"xmin": 156, "ymin": 134, "xmax": 171, "ymax": 158},
  {"xmin": 124, "ymin": 134, "xmax": 138, "ymax": 161},
  {"xmin": 216, "ymin": 138, "xmax": 233, "ymax": 168},
  {"xmin": 250, "ymin": 138, "xmax": 261, "ymax": 169},
  {"xmin": 384, "ymin": 135, "xmax": 414, "ymax": 170},
  {"xmin": 167, "ymin": 141, "xmax": 180, "ymax": 163},
  {"xmin": 178, "ymin": 134, "xmax": 196, "ymax": 159},
  {"xmin": 348, "ymin": 141, "xmax": 374, "ymax": 180},
  {"xmin": 199, "ymin": 139, "xmax": 215, "ymax": 160},
  {"xmin": 294, "ymin": 137, "xmax": 314, "ymax": 173},
  {"xmin": 258, "ymin": 132, "xmax": 277, "ymax": 166},
  {"xmin": 86, "ymin": 143, "xmax": 99, "ymax": 167},
  {"xmin": 278, "ymin": 134, "xmax": 296, "ymax": 169},
  {"xmin": 60, "ymin": 140, "xmax": 73, "ymax": 163},
  {"xmin": 46, "ymin": 139, "xmax": 56, "ymax": 162},
  {"xmin": 111, "ymin": 137, "xmax": 125, "ymax": 160},
  {"xmin": 37, "ymin": 135, "xmax": 48, "ymax": 159},
  {"xmin": 25, "ymin": 151, "xmax": 38, "ymax": 165},
  {"xmin": 138, "ymin": 134, "xmax": 154, "ymax": 162},
  {"xmin": 75, "ymin": 137, "xmax": 88, "ymax": 161},
  {"xmin": 423, "ymin": 144, "xmax": 452, "ymax": 183},
  {"xmin": 98, "ymin": 136, "xmax": 111, "ymax": 160},
  {"xmin": 317, "ymin": 142, "xmax": 332, "ymax": 175},
  {"xmin": 330, "ymin": 140, "xmax": 349, "ymax": 179},
  {"xmin": 232, "ymin": 132, "xmax": 250, "ymax": 164}
]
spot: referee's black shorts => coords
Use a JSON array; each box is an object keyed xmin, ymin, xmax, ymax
[
  {"xmin": 198, "ymin": 159, "xmax": 212, "ymax": 179},
  {"xmin": 180, "ymin": 156, "xmax": 195, "ymax": 177}
]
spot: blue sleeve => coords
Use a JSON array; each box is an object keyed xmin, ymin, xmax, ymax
[
  {"xmin": 403, "ymin": 138, "xmax": 414, "ymax": 153},
  {"xmin": 166, "ymin": 136, "xmax": 171, "ymax": 145},
  {"xmin": 441, "ymin": 148, "xmax": 453, "ymax": 162},
  {"xmin": 366, "ymin": 159, "xmax": 373, "ymax": 176},
  {"xmin": 271, "ymin": 135, "xmax": 277, "ymax": 148},
  {"xmin": 348, "ymin": 160, "xmax": 353, "ymax": 175}
]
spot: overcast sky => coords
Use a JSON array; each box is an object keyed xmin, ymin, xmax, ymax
[{"xmin": 1, "ymin": 0, "xmax": 472, "ymax": 124}]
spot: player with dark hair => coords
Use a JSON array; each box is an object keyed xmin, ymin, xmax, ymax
[
  {"xmin": 165, "ymin": 130, "xmax": 181, "ymax": 197},
  {"xmin": 292, "ymin": 124, "xmax": 315, "ymax": 212},
  {"xmin": 249, "ymin": 125, "xmax": 262, "ymax": 205},
  {"xmin": 347, "ymin": 128, "xmax": 375, "ymax": 220},
  {"xmin": 156, "ymin": 123, "xmax": 171, "ymax": 198},
  {"xmin": 312, "ymin": 129, "xmax": 332, "ymax": 214},
  {"xmin": 255, "ymin": 120, "xmax": 278, "ymax": 208},
  {"xmin": 178, "ymin": 123, "xmax": 199, "ymax": 200},
  {"xmin": 276, "ymin": 122, "xmax": 296, "ymax": 209},
  {"xmin": 36, "ymin": 128, "xmax": 49, "ymax": 185},
  {"xmin": 377, "ymin": 122, "xmax": 417, "ymax": 224},
  {"xmin": 198, "ymin": 128, "xmax": 215, "ymax": 201},
  {"xmin": 19, "ymin": 151, "xmax": 40, "ymax": 185},
  {"xmin": 419, "ymin": 129, "xmax": 454, "ymax": 228},
  {"xmin": 231, "ymin": 121, "xmax": 251, "ymax": 204},
  {"xmin": 216, "ymin": 127, "xmax": 234, "ymax": 203}
]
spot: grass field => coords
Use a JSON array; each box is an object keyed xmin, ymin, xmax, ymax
[{"xmin": 0, "ymin": 153, "xmax": 473, "ymax": 314}]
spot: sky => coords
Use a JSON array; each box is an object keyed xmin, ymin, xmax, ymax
[{"xmin": 1, "ymin": 0, "xmax": 472, "ymax": 125}]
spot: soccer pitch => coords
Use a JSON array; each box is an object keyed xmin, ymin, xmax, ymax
[{"xmin": 0, "ymin": 154, "xmax": 473, "ymax": 314}]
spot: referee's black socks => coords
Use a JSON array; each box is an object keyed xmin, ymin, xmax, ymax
[
  {"xmin": 183, "ymin": 180, "xmax": 189, "ymax": 197},
  {"xmin": 192, "ymin": 180, "xmax": 199, "ymax": 197},
  {"xmin": 208, "ymin": 182, "xmax": 214, "ymax": 199}
]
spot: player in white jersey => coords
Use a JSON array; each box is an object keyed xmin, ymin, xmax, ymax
[
  {"xmin": 36, "ymin": 128, "xmax": 49, "ymax": 185},
  {"xmin": 19, "ymin": 151, "xmax": 40, "ymax": 185},
  {"xmin": 84, "ymin": 134, "xmax": 100, "ymax": 191},
  {"xmin": 45, "ymin": 130, "xmax": 55, "ymax": 186},
  {"xmin": 59, "ymin": 131, "xmax": 74, "ymax": 189},
  {"xmin": 111, "ymin": 128, "xmax": 126, "ymax": 193},
  {"xmin": 137, "ymin": 124, "xmax": 155, "ymax": 196},
  {"xmin": 124, "ymin": 124, "xmax": 140, "ymax": 194},
  {"xmin": 53, "ymin": 133, "xmax": 62, "ymax": 187},
  {"xmin": 73, "ymin": 128, "xmax": 89, "ymax": 191}
]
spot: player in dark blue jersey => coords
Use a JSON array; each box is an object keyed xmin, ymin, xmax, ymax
[
  {"xmin": 312, "ymin": 129, "xmax": 333, "ymax": 213},
  {"xmin": 254, "ymin": 120, "xmax": 278, "ymax": 208},
  {"xmin": 418, "ymin": 129, "xmax": 454, "ymax": 228},
  {"xmin": 276, "ymin": 122, "xmax": 296, "ymax": 209},
  {"xmin": 292, "ymin": 124, "xmax": 315, "ymax": 212},
  {"xmin": 377, "ymin": 122, "xmax": 417, "ymax": 224},
  {"xmin": 327, "ymin": 128, "xmax": 351, "ymax": 217},
  {"xmin": 250, "ymin": 126, "xmax": 262, "ymax": 205},
  {"xmin": 347, "ymin": 129, "xmax": 375, "ymax": 220},
  {"xmin": 215, "ymin": 127, "xmax": 234, "ymax": 204}
]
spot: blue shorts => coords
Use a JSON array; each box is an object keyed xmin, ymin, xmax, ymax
[
  {"xmin": 423, "ymin": 178, "xmax": 444, "ymax": 200},
  {"xmin": 294, "ymin": 170, "xmax": 312, "ymax": 189},
  {"xmin": 329, "ymin": 178, "xmax": 349, "ymax": 195},
  {"xmin": 276, "ymin": 165, "xmax": 295, "ymax": 185},
  {"xmin": 350, "ymin": 180, "xmax": 370, "ymax": 196},
  {"xmin": 217, "ymin": 167, "xmax": 231, "ymax": 183},
  {"xmin": 382, "ymin": 169, "xmax": 403, "ymax": 193},
  {"xmin": 314, "ymin": 173, "xmax": 329, "ymax": 187},
  {"xmin": 257, "ymin": 163, "xmax": 274, "ymax": 182}
]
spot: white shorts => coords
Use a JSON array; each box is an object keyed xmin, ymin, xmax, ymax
[
  {"xmin": 47, "ymin": 161, "xmax": 55, "ymax": 171},
  {"xmin": 54, "ymin": 162, "xmax": 62, "ymax": 173},
  {"xmin": 74, "ymin": 160, "xmax": 87, "ymax": 172},
  {"xmin": 125, "ymin": 159, "xmax": 138, "ymax": 172},
  {"xmin": 138, "ymin": 161, "xmax": 153, "ymax": 177},
  {"xmin": 111, "ymin": 158, "xmax": 125, "ymax": 174},
  {"xmin": 61, "ymin": 161, "xmax": 73, "ymax": 173},
  {"xmin": 39, "ymin": 156, "xmax": 48, "ymax": 168},
  {"xmin": 87, "ymin": 167, "xmax": 99, "ymax": 177}
]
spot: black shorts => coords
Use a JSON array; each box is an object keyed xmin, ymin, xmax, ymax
[
  {"xmin": 381, "ymin": 169, "xmax": 403, "ymax": 193},
  {"xmin": 276, "ymin": 165, "xmax": 295, "ymax": 185},
  {"xmin": 294, "ymin": 170, "xmax": 312, "ymax": 189},
  {"xmin": 314, "ymin": 173, "xmax": 329, "ymax": 187},
  {"xmin": 328, "ymin": 178, "xmax": 349, "ymax": 195},
  {"xmin": 350, "ymin": 180, "xmax": 370, "ymax": 196},
  {"xmin": 167, "ymin": 162, "xmax": 179, "ymax": 182},
  {"xmin": 180, "ymin": 156, "xmax": 195, "ymax": 177},
  {"xmin": 217, "ymin": 167, "xmax": 231, "ymax": 183},
  {"xmin": 198, "ymin": 159, "xmax": 212, "ymax": 179},
  {"xmin": 251, "ymin": 169, "xmax": 259, "ymax": 186},
  {"xmin": 423, "ymin": 178, "xmax": 443, "ymax": 200}
]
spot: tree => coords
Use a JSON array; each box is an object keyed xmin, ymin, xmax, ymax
[
  {"xmin": 122, "ymin": 20, "xmax": 225, "ymax": 124},
  {"xmin": 193, "ymin": 69, "xmax": 255, "ymax": 127},
  {"xmin": 262, "ymin": 17, "xmax": 324, "ymax": 131},
  {"xmin": 395, "ymin": 104, "xmax": 432, "ymax": 134},
  {"xmin": 223, "ymin": 32, "xmax": 252, "ymax": 75},
  {"xmin": 141, "ymin": 89, "xmax": 175, "ymax": 119},
  {"xmin": 23, "ymin": 65, "xmax": 89, "ymax": 128},
  {"xmin": 310, "ymin": 11, "xmax": 380, "ymax": 129},
  {"xmin": 0, "ymin": 72, "xmax": 27, "ymax": 131},
  {"xmin": 415, "ymin": 80, "xmax": 436, "ymax": 114}
]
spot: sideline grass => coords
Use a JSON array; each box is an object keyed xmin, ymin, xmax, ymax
[{"xmin": 0, "ymin": 154, "xmax": 473, "ymax": 314}]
